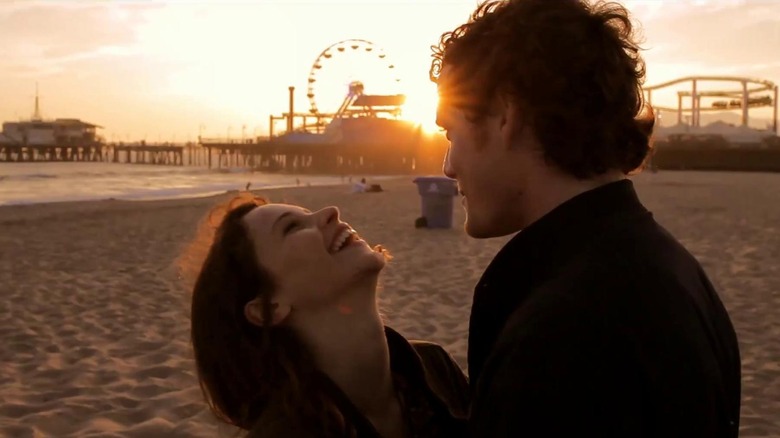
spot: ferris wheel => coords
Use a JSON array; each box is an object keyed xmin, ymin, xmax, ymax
[{"xmin": 306, "ymin": 39, "xmax": 403, "ymax": 116}]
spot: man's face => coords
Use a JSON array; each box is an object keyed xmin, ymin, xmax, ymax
[{"xmin": 436, "ymin": 66, "xmax": 540, "ymax": 238}]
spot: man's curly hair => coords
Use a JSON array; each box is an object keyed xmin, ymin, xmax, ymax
[{"xmin": 431, "ymin": 0, "xmax": 655, "ymax": 179}]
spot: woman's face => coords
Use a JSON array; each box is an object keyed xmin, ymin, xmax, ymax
[{"xmin": 241, "ymin": 204, "xmax": 387, "ymax": 312}]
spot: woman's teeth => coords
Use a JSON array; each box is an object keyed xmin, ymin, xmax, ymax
[{"xmin": 331, "ymin": 228, "xmax": 357, "ymax": 253}]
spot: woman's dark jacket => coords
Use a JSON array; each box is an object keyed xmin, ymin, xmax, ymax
[{"xmin": 248, "ymin": 327, "xmax": 469, "ymax": 437}]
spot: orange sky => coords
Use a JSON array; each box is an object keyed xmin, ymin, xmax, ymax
[{"xmin": 1, "ymin": 0, "xmax": 778, "ymax": 141}]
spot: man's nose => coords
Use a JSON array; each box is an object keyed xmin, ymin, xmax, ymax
[{"xmin": 442, "ymin": 146, "xmax": 455, "ymax": 178}]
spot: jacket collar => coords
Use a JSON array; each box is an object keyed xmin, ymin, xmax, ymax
[{"xmin": 314, "ymin": 326, "xmax": 459, "ymax": 436}]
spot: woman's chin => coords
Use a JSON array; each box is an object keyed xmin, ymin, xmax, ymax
[{"xmin": 369, "ymin": 252, "xmax": 388, "ymax": 271}]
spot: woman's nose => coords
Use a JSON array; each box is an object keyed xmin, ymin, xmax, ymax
[{"xmin": 316, "ymin": 206, "xmax": 339, "ymax": 226}]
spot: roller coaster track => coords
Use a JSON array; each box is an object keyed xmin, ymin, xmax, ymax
[{"xmin": 643, "ymin": 75, "xmax": 778, "ymax": 130}]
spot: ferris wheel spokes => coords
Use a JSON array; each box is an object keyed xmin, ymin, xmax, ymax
[{"xmin": 306, "ymin": 39, "xmax": 403, "ymax": 117}]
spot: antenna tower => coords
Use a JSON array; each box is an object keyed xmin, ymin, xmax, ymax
[{"xmin": 32, "ymin": 83, "xmax": 42, "ymax": 121}]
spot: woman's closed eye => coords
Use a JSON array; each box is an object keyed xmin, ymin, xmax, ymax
[{"xmin": 283, "ymin": 220, "xmax": 302, "ymax": 235}]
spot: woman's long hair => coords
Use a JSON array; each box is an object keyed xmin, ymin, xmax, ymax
[{"xmin": 180, "ymin": 194, "xmax": 351, "ymax": 434}]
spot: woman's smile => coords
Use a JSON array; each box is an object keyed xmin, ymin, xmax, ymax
[{"xmin": 329, "ymin": 225, "xmax": 359, "ymax": 253}]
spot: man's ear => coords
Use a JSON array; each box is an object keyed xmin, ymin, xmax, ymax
[
  {"xmin": 500, "ymin": 98, "xmax": 523, "ymax": 148},
  {"xmin": 244, "ymin": 297, "xmax": 291, "ymax": 327}
]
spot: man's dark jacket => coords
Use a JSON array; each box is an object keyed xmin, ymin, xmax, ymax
[{"xmin": 468, "ymin": 180, "xmax": 741, "ymax": 437}]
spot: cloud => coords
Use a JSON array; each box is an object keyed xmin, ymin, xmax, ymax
[
  {"xmin": 639, "ymin": 2, "xmax": 780, "ymax": 75},
  {"xmin": 0, "ymin": 1, "xmax": 159, "ymax": 77}
]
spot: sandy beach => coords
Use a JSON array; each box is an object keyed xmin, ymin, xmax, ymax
[{"xmin": 0, "ymin": 170, "xmax": 778, "ymax": 437}]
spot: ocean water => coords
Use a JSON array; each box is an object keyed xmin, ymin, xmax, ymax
[{"xmin": 0, "ymin": 162, "xmax": 366, "ymax": 206}]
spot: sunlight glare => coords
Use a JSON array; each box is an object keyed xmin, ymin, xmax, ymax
[{"xmin": 401, "ymin": 82, "xmax": 440, "ymax": 134}]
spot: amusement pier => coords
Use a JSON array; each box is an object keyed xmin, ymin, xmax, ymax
[{"xmin": 1, "ymin": 40, "xmax": 779, "ymax": 173}]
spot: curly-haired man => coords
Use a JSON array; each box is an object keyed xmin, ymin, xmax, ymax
[{"xmin": 431, "ymin": 1, "xmax": 741, "ymax": 436}]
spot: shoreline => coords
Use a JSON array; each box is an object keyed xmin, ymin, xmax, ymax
[
  {"xmin": 0, "ymin": 174, "xmax": 407, "ymax": 209},
  {"xmin": 0, "ymin": 159, "xmax": 412, "ymax": 208},
  {"xmin": 2, "ymin": 167, "xmax": 780, "ymax": 209},
  {"xmin": 0, "ymin": 178, "xmax": 405, "ymax": 225}
]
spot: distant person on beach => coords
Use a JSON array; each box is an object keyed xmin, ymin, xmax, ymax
[
  {"xmin": 181, "ymin": 194, "xmax": 469, "ymax": 437},
  {"xmin": 352, "ymin": 177, "xmax": 368, "ymax": 193},
  {"xmin": 431, "ymin": 1, "xmax": 740, "ymax": 437}
]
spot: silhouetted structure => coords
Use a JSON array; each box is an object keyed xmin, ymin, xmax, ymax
[
  {"xmin": 641, "ymin": 75, "xmax": 780, "ymax": 171},
  {"xmin": 112, "ymin": 143, "xmax": 184, "ymax": 165},
  {"xmin": 0, "ymin": 118, "xmax": 107, "ymax": 163},
  {"xmin": 201, "ymin": 39, "xmax": 449, "ymax": 175},
  {"xmin": 644, "ymin": 75, "xmax": 777, "ymax": 132},
  {"xmin": 650, "ymin": 134, "xmax": 780, "ymax": 172},
  {"xmin": 0, "ymin": 85, "xmax": 108, "ymax": 163}
]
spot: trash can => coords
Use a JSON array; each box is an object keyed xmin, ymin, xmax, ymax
[{"xmin": 412, "ymin": 176, "xmax": 459, "ymax": 229}]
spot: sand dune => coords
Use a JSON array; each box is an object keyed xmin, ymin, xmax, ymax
[{"xmin": 0, "ymin": 171, "xmax": 777, "ymax": 437}]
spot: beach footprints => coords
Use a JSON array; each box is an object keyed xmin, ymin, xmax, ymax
[{"xmin": 0, "ymin": 198, "xmax": 209, "ymax": 437}]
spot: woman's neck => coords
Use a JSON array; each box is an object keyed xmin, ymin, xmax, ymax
[
  {"xmin": 291, "ymin": 287, "xmax": 397, "ymax": 419},
  {"xmin": 314, "ymin": 313, "xmax": 396, "ymax": 415}
]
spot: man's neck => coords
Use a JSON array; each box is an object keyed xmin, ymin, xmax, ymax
[{"xmin": 520, "ymin": 170, "xmax": 626, "ymax": 229}]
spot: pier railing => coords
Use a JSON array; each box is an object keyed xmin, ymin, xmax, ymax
[
  {"xmin": 197, "ymin": 136, "xmax": 450, "ymax": 175},
  {"xmin": 0, "ymin": 143, "xmax": 106, "ymax": 163},
  {"xmin": 0, "ymin": 142, "xmax": 211, "ymax": 166}
]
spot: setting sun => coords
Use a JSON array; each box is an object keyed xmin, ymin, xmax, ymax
[{"xmin": 401, "ymin": 82, "xmax": 441, "ymax": 134}]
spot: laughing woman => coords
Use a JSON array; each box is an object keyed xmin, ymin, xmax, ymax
[{"xmin": 182, "ymin": 194, "xmax": 469, "ymax": 438}]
